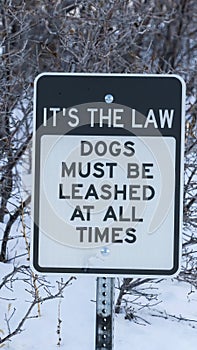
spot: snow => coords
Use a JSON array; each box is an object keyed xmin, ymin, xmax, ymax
[{"xmin": 1, "ymin": 267, "xmax": 197, "ymax": 350}]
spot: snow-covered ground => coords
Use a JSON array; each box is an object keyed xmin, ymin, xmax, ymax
[{"xmin": 0, "ymin": 267, "xmax": 197, "ymax": 350}]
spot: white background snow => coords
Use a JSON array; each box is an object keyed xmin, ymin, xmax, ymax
[{"xmin": 1, "ymin": 262, "xmax": 197, "ymax": 349}]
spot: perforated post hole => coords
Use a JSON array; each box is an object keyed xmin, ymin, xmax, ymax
[{"xmin": 95, "ymin": 277, "xmax": 115, "ymax": 350}]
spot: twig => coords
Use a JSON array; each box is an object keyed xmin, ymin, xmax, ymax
[
  {"xmin": 151, "ymin": 309, "xmax": 197, "ymax": 326},
  {"xmin": 0, "ymin": 195, "xmax": 31, "ymax": 262},
  {"xmin": 0, "ymin": 276, "xmax": 76, "ymax": 345}
]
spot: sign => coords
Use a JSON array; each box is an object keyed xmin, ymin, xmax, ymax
[{"xmin": 32, "ymin": 73, "xmax": 185, "ymax": 276}]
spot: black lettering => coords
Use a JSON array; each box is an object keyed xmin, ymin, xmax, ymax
[
  {"xmin": 106, "ymin": 162, "xmax": 117, "ymax": 178},
  {"xmin": 132, "ymin": 207, "xmax": 143, "ymax": 222},
  {"xmin": 78, "ymin": 162, "xmax": 90, "ymax": 177},
  {"xmin": 95, "ymin": 227, "xmax": 109, "ymax": 243},
  {"xmin": 62, "ymin": 162, "xmax": 76, "ymax": 177},
  {"xmin": 84, "ymin": 184, "xmax": 99, "ymax": 199},
  {"xmin": 81, "ymin": 141, "xmax": 93, "ymax": 156},
  {"xmin": 125, "ymin": 228, "xmax": 137, "ymax": 243},
  {"xmin": 95, "ymin": 141, "xmax": 107, "ymax": 156},
  {"xmin": 93, "ymin": 162, "xmax": 105, "ymax": 178},
  {"xmin": 112, "ymin": 228, "xmax": 123, "ymax": 243},
  {"xmin": 59, "ymin": 183, "xmax": 68, "ymax": 199},
  {"xmin": 72, "ymin": 184, "xmax": 83, "ymax": 199},
  {"xmin": 88, "ymin": 227, "xmax": 92, "ymax": 242},
  {"xmin": 103, "ymin": 206, "xmax": 117, "ymax": 221},
  {"xmin": 143, "ymin": 185, "xmax": 155, "ymax": 200},
  {"xmin": 119, "ymin": 206, "xmax": 130, "ymax": 221},
  {"xmin": 109, "ymin": 141, "xmax": 121, "ymax": 156},
  {"xmin": 83, "ymin": 205, "xmax": 94, "ymax": 220},
  {"xmin": 100, "ymin": 184, "xmax": 112, "ymax": 200},
  {"xmin": 114, "ymin": 184, "xmax": 127, "ymax": 200},
  {"xmin": 70, "ymin": 205, "xmax": 85, "ymax": 221},
  {"xmin": 127, "ymin": 163, "xmax": 139, "ymax": 178},
  {"xmin": 76, "ymin": 227, "xmax": 87, "ymax": 242},
  {"xmin": 123, "ymin": 141, "xmax": 135, "ymax": 157},
  {"xmin": 129, "ymin": 185, "xmax": 140, "ymax": 200},
  {"xmin": 142, "ymin": 163, "xmax": 154, "ymax": 179}
]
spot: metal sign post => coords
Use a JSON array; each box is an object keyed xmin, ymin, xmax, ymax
[{"xmin": 96, "ymin": 277, "xmax": 115, "ymax": 350}]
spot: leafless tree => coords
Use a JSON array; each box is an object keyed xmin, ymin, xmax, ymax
[
  {"xmin": 0, "ymin": 265, "xmax": 75, "ymax": 345},
  {"xmin": 0, "ymin": 0, "xmax": 196, "ymax": 342}
]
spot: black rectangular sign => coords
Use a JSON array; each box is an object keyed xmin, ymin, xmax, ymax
[{"xmin": 32, "ymin": 73, "xmax": 185, "ymax": 276}]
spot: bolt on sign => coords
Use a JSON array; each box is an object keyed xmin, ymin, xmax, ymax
[{"xmin": 32, "ymin": 73, "xmax": 185, "ymax": 276}]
